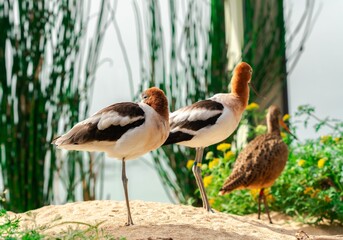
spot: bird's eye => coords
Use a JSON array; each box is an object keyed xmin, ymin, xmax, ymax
[{"xmin": 142, "ymin": 94, "xmax": 148, "ymax": 100}]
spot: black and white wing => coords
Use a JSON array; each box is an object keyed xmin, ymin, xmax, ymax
[
  {"xmin": 53, "ymin": 102, "xmax": 145, "ymax": 147},
  {"xmin": 163, "ymin": 99, "xmax": 224, "ymax": 145}
]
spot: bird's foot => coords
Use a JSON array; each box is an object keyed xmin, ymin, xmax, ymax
[
  {"xmin": 125, "ymin": 220, "xmax": 134, "ymax": 226},
  {"xmin": 204, "ymin": 206, "xmax": 215, "ymax": 213}
]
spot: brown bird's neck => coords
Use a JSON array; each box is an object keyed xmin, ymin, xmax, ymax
[
  {"xmin": 267, "ymin": 117, "xmax": 281, "ymax": 135},
  {"xmin": 231, "ymin": 78, "xmax": 250, "ymax": 109}
]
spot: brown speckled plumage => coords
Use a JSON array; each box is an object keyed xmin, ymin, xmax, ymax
[{"xmin": 220, "ymin": 105, "xmax": 289, "ymax": 223}]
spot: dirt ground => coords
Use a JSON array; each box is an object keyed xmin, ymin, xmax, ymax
[{"xmin": 15, "ymin": 200, "xmax": 343, "ymax": 240}]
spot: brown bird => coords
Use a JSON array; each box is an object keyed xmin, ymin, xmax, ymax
[{"xmin": 219, "ymin": 105, "xmax": 292, "ymax": 223}]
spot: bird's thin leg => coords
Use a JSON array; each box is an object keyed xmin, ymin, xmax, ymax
[
  {"xmin": 192, "ymin": 147, "xmax": 213, "ymax": 212},
  {"xmin": 262, "ymin": 190, "xmax": 273, "ymax": 224},
  {"xmin": 258, "ymin": 189, "xmax": 263, "ymax": 220},
  {"xmin": 122, "ymin": 159, "xmax": 134, "ymax": 226},
  {"xmin": 192, "ymin": 158, "xmax": 206, "ymax": 207}
]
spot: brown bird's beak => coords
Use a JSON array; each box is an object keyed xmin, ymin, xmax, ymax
[{"xmin": 279, "ymin": 119, "xmax": 298, "ymax": 140}]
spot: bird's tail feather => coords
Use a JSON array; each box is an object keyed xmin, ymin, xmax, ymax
[{"xmin": 219, "ymin": 173, "xmax": 245, "ymax": 195}]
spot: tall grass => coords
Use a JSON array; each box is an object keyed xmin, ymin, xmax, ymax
[
  {"xmin": 0, "ymin": 0, "xmax": 109, "ymax": 212},
  {"xmin": 132, "ymin": 0, "xmax": 318, "ymax": 204},
  {"xmin": 134, "ymin": 0, "xmax": 215, "ymax": 203}
]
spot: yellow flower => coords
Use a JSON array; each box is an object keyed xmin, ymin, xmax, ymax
[
  {"xmin": 266, "ymin": 193, "xmax": 275, "ymax": 203},
  {"xmin": 282, "ymin": 114, "xmax": 290, "ymax": 122},
  {"xmin": 320, "ymin": 135, "xmax": 331, "ymax": 144},
  {"xmin": 186, "ymin": 160, "xmax": 194, "ymax": 170},
  {"xmin": 280, "ymin": 132, "xmax": 287, "ymax": 139},
  {"xmin": 205, "ymin": 151, "xmax": 214, "ymax": 160},
  {"xmin": 303, "ymin": 187, "xmax": 319, "ymax": 198},
  {"xmin": 334, "ymin": 137, "xmax": 341, "ymax": 143},
  {"xmin": 317, "ymin": 158, "xmax": 327, "ymax": 168},
  {"xmin": 264, "ymin": 188, "xmax": 271, "ymax": 195},
  {"xmin": 311, "ymin": 189, "xmax": 320, "ymax": 198},
  {"xmin": 324, "ymin": 195, "xmax": 331, "ymax": 203},
  {"xmin": 217, "ymin": 143, "xmax": 231, "ymax": 152},
  {"xmin": 208, "ymin": 199, "xmax": 215, "ymax": 205},
  {"xmin": 250, "ymin": 189, "xmax": 260, "ymax": 198},
  {"xmin": 209, "ymin": 158, "xmax": 220, "ymax": 169},
  {"xmin": 304, "ymin": 187, "xmax": 313, "ymax": 195},
  {"xmin": 250, "ymin": 188, "xmax": 273, "ymax": 201},
  {"xmin": 246, "ymin": 102, "xmax": 259, "ymax": 111},
  {"xmin": 224, "ymin": 151, "xmax": 235, "ymax": 160},
  {"xmin": 297, "ymin": 159, "xmax": 306, "ymax": 167},
  {"xmin": 203, "ymin": 175, "xmax": 213, "ymax": 188}
]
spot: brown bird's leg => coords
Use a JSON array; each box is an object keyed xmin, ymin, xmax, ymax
[
  {"xmin": 122, "ymin": 159, "xmax": 134, "ymax": 226},
  {"xmin": 262, "ymin": 189, "xmax": 273, "ymax": 224},
  {"xmin": 192, "ymin": 147, "xmax": 214, "ymax": 212},
  {"xmin": 258, "ymin": 189, "xmax": 263, "ymax": 220}
]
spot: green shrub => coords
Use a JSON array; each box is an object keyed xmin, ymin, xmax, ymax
[
  {"xmin": 0, "ymin": 209, "xmax": 44, "ymax": 240},
  {"xmin": 199, "ymin": 104, "xmax": 343, "ymax": 224},
  {"xmin": 272, "ymin": 136, "xmax": 343, "ymax": 223}
]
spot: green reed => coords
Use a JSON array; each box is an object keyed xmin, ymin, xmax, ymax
[
  {"xmin": 0, "ymin": 0, "xmax": 108, "ymax": 212},
  {"xmin": 133, "ymin": 0, "xmax": 228, "ymax": 203},
  {"xmin": 243, "ymin": 1, "xmax": 288, "ymax": 110}
]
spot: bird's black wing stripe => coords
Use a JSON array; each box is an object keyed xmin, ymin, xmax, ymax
[
  {"xmin": 170, "ymin": 99, "xmax": 223, "ymax": 129},
  {"xmin": 163, "ymin": 131, "xmax": 194, "ymax": 146},
  {"xmin": 70, "ymin": 119, "xmax": 145, "ymax": 143},
  {"xmin": 191, "ymin": 100, "xmax": 224, "ymax": 111},
  {"xmin": 163, "ymin": 113, "xmax": 221, "ymax": 145},
  {"xmin": 96, "ymin": 102, "xmax": 144, "ymax": 118},
  {"xmin": 173, "ymin": 113, "xmax": 222, "ymax": 131}
]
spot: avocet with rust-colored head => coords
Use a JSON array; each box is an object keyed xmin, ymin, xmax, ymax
[
  {"xmin": 163, "ymin": 62, "xmax": 253, "ymax": 212},
  {"xmin": 53, "ymin": 87, "xmax": 169, "ymax": 226}
]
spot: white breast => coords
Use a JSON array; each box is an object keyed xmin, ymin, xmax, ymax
[
  {"xmin": 178, "ymin": 106, "xmax": 241, "ymax": 148},
  {"xmin": 107, "ymin": 103, "xmax": 169, "ymax": 160}
]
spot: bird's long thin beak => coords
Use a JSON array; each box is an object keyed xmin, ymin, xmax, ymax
[
  {"xmin": 249, "ymin": 82, "xmax": 265, "ymax": 100},
  {"xmin": 279, "ymin": 119, "xmax": 298, "ymax": 140}
]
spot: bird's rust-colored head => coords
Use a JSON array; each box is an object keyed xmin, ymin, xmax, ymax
[
  {"xmin": 141, "ymin": 87, "xmax": 169, "ymax": 120},
  {"xmin": 233, "ymin": 62, "xmax": 253, "ymax": 83},
  {"xmin": 230, "ymin": 62, "xmax": 253, "ymax": 107}
]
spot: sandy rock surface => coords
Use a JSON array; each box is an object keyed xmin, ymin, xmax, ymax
[{"xmin": 15, "ymin": 200, "xmax": 343, "ymax": 240}]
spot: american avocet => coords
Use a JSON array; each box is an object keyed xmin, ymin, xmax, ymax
[
  {"xmin": 163, "ymin": 62, "xmax": 253, "ymax": 212},
  {"xmin": 53, "ymin": 87, "xmax": 169, "ymax": 226},
  {"xmin": 220, "ymin": 105, "xmax": 292, "ymax": 223}
]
